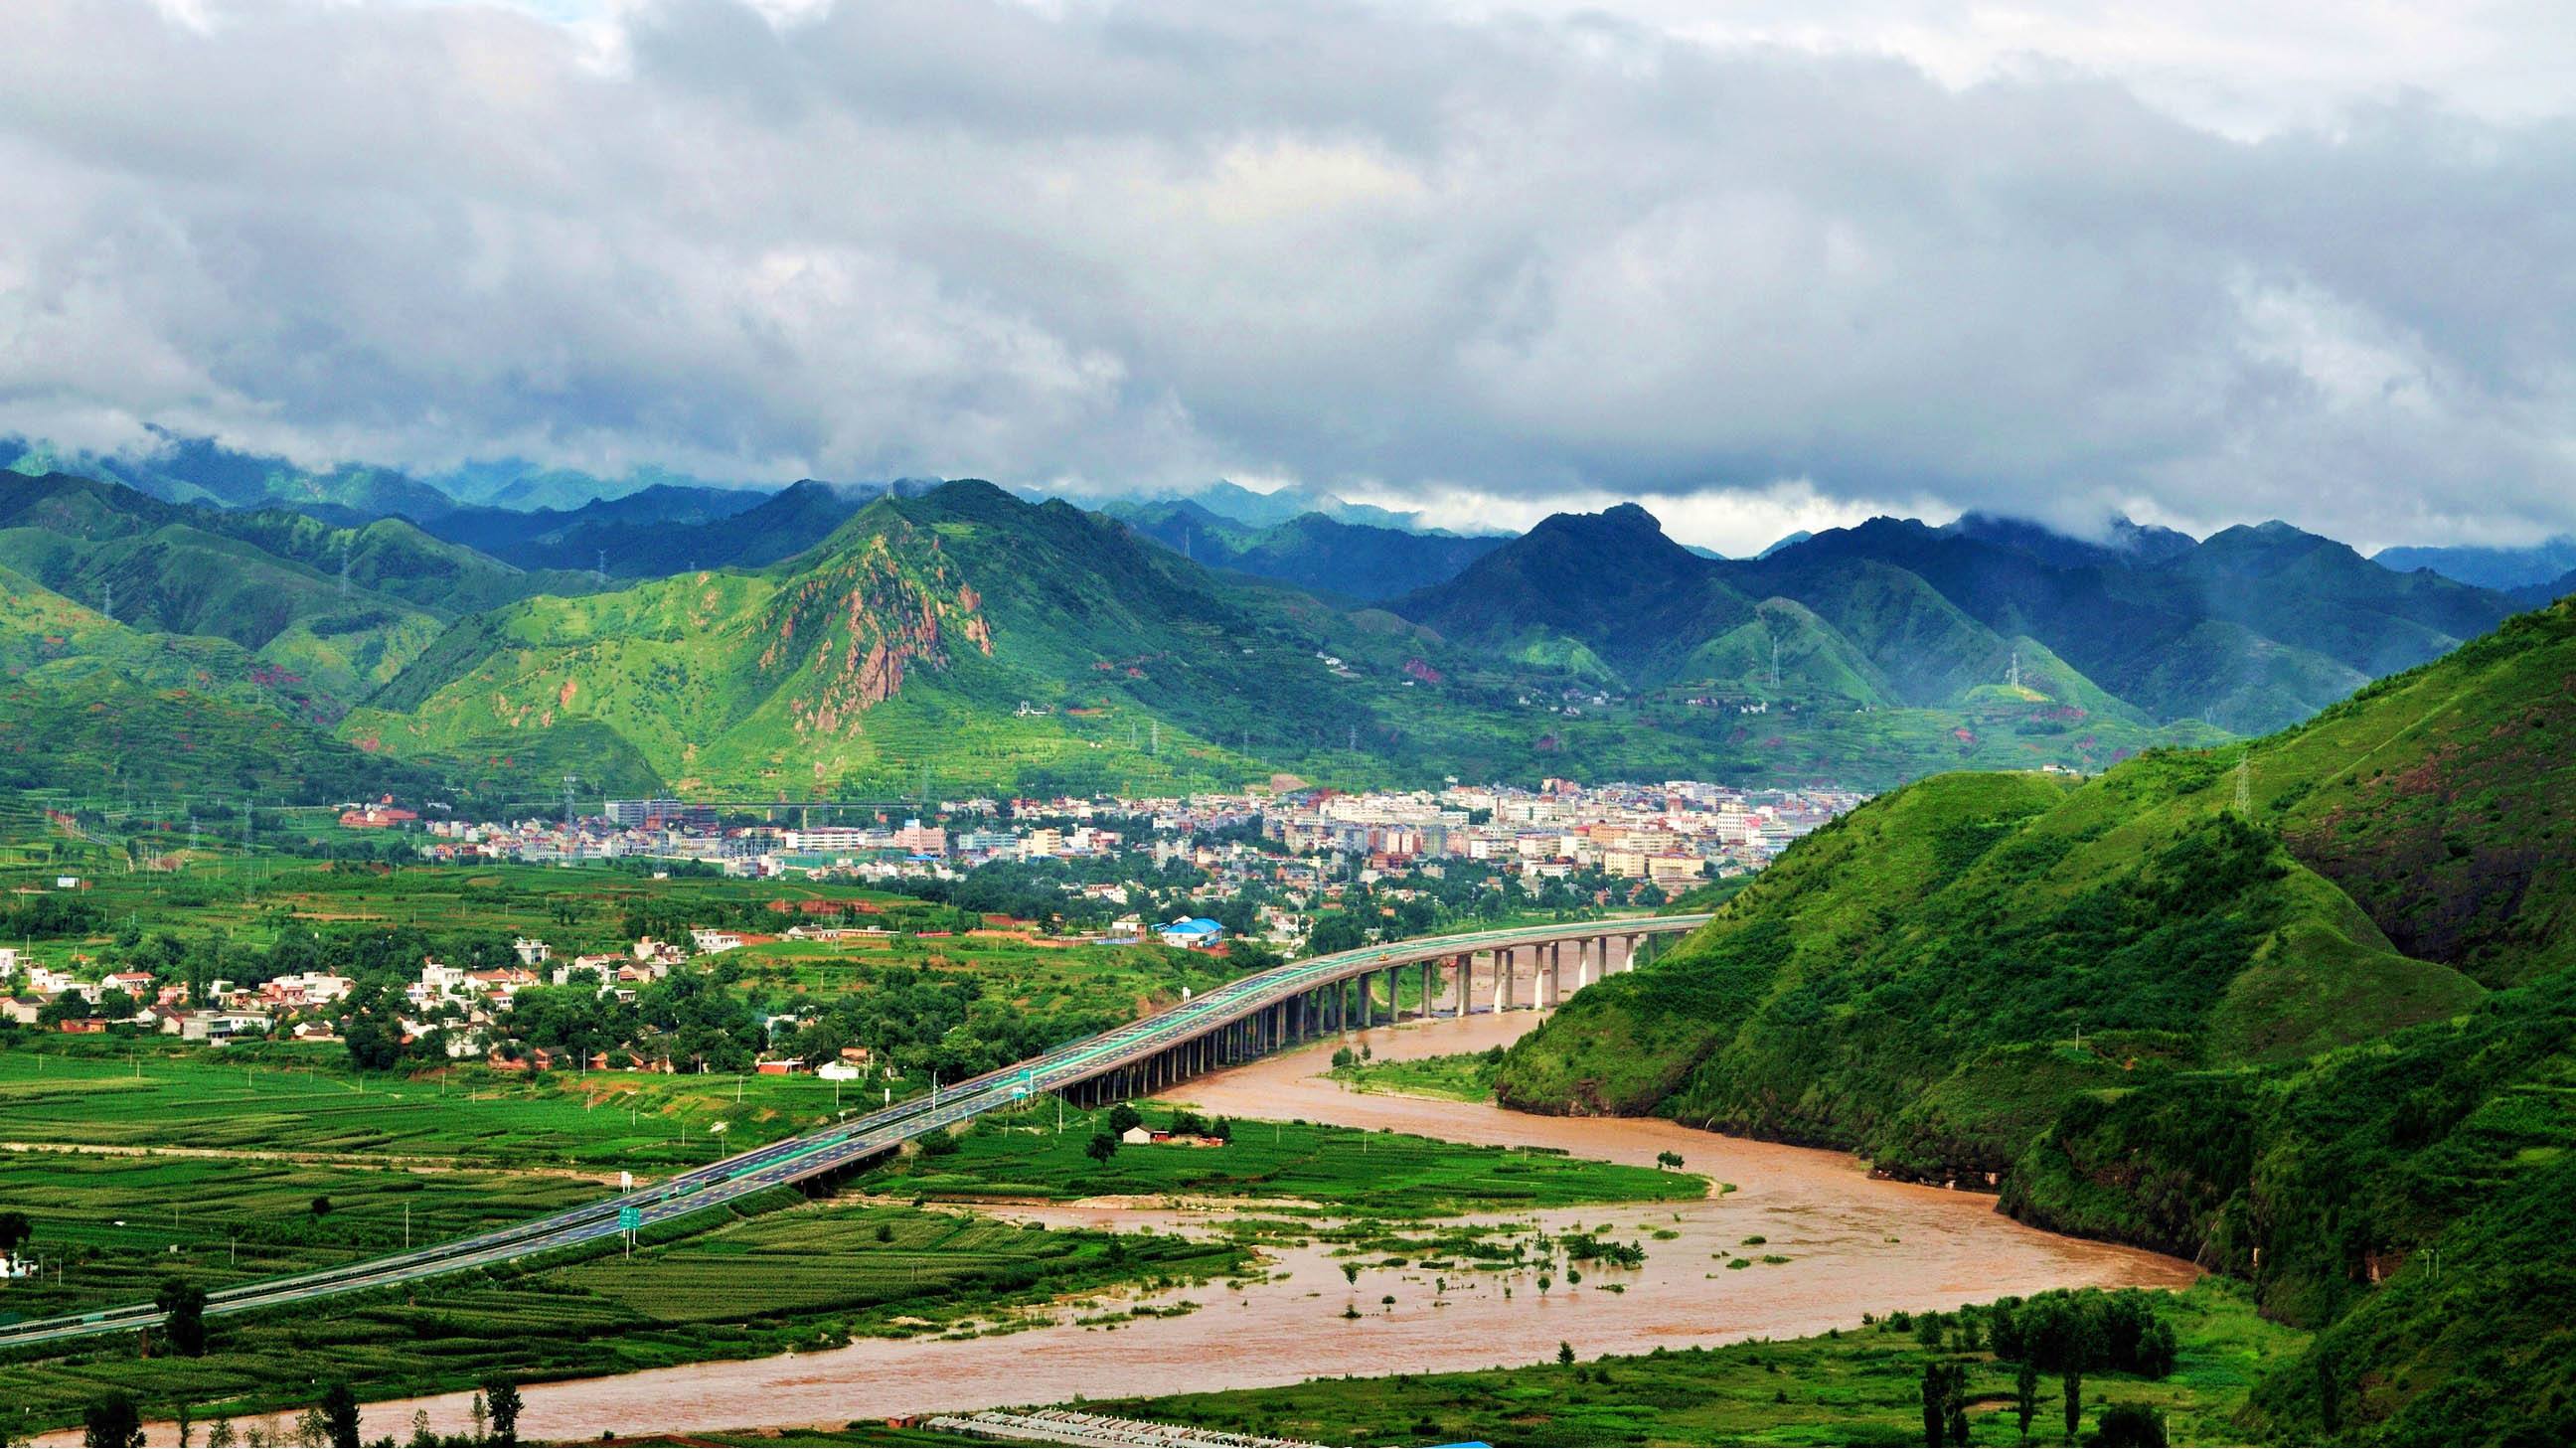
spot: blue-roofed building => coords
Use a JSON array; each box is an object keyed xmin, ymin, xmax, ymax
[{"xmin": 1156, "ymin": 916, "xmax": 1226, "ymax": 949}]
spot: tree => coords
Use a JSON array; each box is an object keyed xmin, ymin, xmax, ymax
[
  {"xmin": 467, "ymin": 1391, "xmax": 488, "ymax": 1446},
  {"xmin": 319, "ymin": 1383, "xmax": 361, "ymax": 1448},
  {"xmin": 1919, "ymin": 1361, "xmax": 1968, "ymax": 1448},
  {"xmin": 157, "ymin": 1276, "xmax": 210, "ymax": 1357},
  {"xmin": 293, "ymin": 1405, "xmax": 328, "ymax": 1448},
  {"xmin": 1920, "ymin": 1361, "xmax": 1948, "ymax": 1448},
  {"xmin": 1655, "ymin": 1150, "xmax": 1684, "ymax": 1171},
  {"xmin": 408, "ymin": 1409, "xmax": 435, "ymax": 1447},
  {"xmin": 2015, "ymin": 1359, "xmax": 2039, "ymax": 1439},
  {"xmin": 483, "ymin": 1377, "xmax": 524, "ymax": 1446},
  {"xmin": 2064, "ymin": 1366, "xmax": 2084, "ymax": 1441},
  {"xmin": 82, "ymin": 1392, "xmax": 144, "ymax": 1448},
  {"xmin": 1557, "ymin": 1341, "xmax": 1575, "ymax": 1367},
  {"xmin": 177, "ymin": 1402, "xmax": 195, "ymax": 1448},
  {"xmin": 2090, "ymin": 1402, "xmax": 2168, "ymax": 1448},
  {"xmin": 1306, "ymin": 913, "xmax": 1368, "ymax": 955},
  {"xmin": 0, "ymin": 1208, "xmax": 32, "ymax": 1256},
  {"xmin": 1106, "ymin": 1102, "xmax": 1144, "ymax": 1136},
  {"xmin": 206, "ymin": 1416, "xmax": 237, "ymax": 1448},
  {"xmin": 1084, "ymin": 1130, "xmax": 1120, "ymax": 1163}
]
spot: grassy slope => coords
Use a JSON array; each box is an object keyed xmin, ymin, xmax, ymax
[
  {"xmin": 1499, "ymin": 598, "xmax": 2576, "ymax": 1440},
  {"xmin": 0, "ymin": 564, "xmax": 449, "ymax": 799}
]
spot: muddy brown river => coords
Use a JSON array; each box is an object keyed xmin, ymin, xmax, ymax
[{"xmin": 313, "ymin": 1013, "xmax": 2191, "ymax": 1441}]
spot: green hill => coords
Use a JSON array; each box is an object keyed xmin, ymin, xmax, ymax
[
  {"xmin": 0, "ymin": 472, "xmax": 595, "ymax": 708},
  {"xmin": 1498, "ymin": 597, "xmax": 2576, "ymax": 1440},
  {"xmin": 0, "ymin": 564, "xmax": 444, "ymax": 800},
  {"xmin": 1111, "ymin": 500, "xmax": 1504, "ymax": 601}
]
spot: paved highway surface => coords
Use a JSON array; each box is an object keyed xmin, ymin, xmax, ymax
[{"xmin": 0, "ymin": 914, "xmax": 1705, "ymax": 1349}]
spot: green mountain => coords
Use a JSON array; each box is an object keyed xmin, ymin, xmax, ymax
[
  {"xmin": 1108, "ymin": 500, "xmax": 1503, "ymax": 601},
  {"xmin": 0, "ymin": 472, "xmax": 595, "ymax": 708},
  {"xmin": 1498, "ymin": 597, "xmax": 2576, "ymax": 1439},
  {"xmin": 1392, "ymin": 503, "xmax": 1765, "ymax": 682},
  {"xmin": 1737, "ymin": 515, "xmax": 2520, "ymax": 732},
  {"xmin": 0, "ymin": 563, "xmax": 445, "ymax": 799},
  {"xmin": 340, "ymin": 483, "xmax": 2221, "ymax": 797},
  {"xmin": 1397, "ymin": 503, "xmax": 2527, "ymax": 737},
  {"xmin": 5, "ymin": 431, "xmax": 457, "ymax": 520},
  {"xmin": 415, "ymin": 479, "xmax": 869, "ymax": 577},
  {"xmin": 2375, "ymin": 534, "xmax": 2576, "ymax": 590}
]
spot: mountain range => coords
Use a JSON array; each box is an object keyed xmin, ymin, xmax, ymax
[
  {"xmin": 0, "ymin": 437, "xmax": 2565, "ymax": 803},
  {"xmin": 1396, "ymin": 503, "xmax": 2524, "ymax": 734}
]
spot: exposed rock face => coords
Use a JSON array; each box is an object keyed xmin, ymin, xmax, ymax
[{"xmin": 760, "ymin": 524, "xmax": 995, "ymax": 735}]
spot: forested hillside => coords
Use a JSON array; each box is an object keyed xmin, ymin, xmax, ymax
[
  {"xmin": 1497, "ymin": 597, "xmax": 2576, "ymax": 1440},
  {"xmin": 1398, "ymin": 504, "xmax": 2525, "ymax": 735}
]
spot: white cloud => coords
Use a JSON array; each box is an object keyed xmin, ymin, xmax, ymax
[{"xmin": 0, "ymin": 0, "xmax": 2572, "ymax": 546}]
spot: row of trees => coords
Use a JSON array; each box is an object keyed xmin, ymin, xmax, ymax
[{"xmin": 83, "ymin": 1378, "xmax": 522, "ymax": 1447}]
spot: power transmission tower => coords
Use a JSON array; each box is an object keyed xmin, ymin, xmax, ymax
[
  {"xmin": 100, "ymin": 579, "xmax": 112, "ymax": 619},
  {"xmin": 2008, "ymin": 647, "xmax": 2021, "ymax": 690},
  {"xmin": 562, "ymin": 774, "xmax": 578, "ymax": 830},
  {"xmin": 2234, "ymin": 757, "xmax": 2251, "ymax": 813},
  {"xmin": 339, "ymin": 546, "xmax": 351, "ymax": 597},
  {"xmin": 1150, "ymin": 722, "xmax": 1159, "ymax": 756},
  {"xmin": 1769, "ymin": 631, "xmax": 1780, "ymax": 688},
  {"xmin": 595, "ymin": 550, "xmax": 607, "ymax": 582}
]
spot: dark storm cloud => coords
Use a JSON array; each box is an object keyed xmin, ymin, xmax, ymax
[{"xmin": 0, "ymin": 0, "xmax": 2571, "ymax": 551}]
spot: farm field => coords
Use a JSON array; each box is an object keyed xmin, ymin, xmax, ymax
[
  {"xmin": 0, "ymin": 1046, "xmax": 887, "ymax": 1172},
  {"xmin": 0, "ymin": 1191, "xmax": 1244, "ymax": 1442}
]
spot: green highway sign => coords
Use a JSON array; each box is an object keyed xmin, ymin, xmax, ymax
[{"xmin": 618, "ymin": 1208, "xmax": 641, "ymax": 1232}]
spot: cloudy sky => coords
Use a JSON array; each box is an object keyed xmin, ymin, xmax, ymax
[{"xmin": 3, "ymin": 0, "xmax": 2574, "ymax": 553}]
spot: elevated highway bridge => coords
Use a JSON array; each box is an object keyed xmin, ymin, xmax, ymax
[{"xmin": 0, "ymin": 914, "xmax": 1706, "ymax": 1350}]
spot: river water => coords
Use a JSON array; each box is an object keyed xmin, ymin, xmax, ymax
[{"xmin": 314, "ymin": 1013, "xmax": 2191, "ymax": 1442}]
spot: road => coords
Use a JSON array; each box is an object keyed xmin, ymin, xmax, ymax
[{"xmin": 0, "ymin": 913, "xmax": 1704, "ymax": 1349}]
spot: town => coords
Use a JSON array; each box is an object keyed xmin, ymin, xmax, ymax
[{"xmin": 0, "ymin": 779, "xmax": 1861, "ymax": 1074}]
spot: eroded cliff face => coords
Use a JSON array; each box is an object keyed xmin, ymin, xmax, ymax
[{"xmin": 759, "ymin": 524, "xmax": 995, "ymax": 735}]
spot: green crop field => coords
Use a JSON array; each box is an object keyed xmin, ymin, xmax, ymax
[
  {"xmin": 0, "ymin": 1192, "xmax": 1244, "ymax": 1442},
  {"xmin": 867, "ymin": 1102, "xmax": 1704, "ymax": 1216},
  {"xmin": 0, "ymin": 1047, "xmax": 864, "ymax": 1171},
  {"xmin": 0, "ymin": 1151, "xmax": 601, "ymax": 1321}
]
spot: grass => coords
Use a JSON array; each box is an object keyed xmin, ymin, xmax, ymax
[
  {"xmin": 865, "ymin": 1102, "xmax": 1706, "ymax": 1216},
  {"xmin": 0, "ymin": 1046, "xmax": 887, "ymax": 1173},
  {"xmin": 1326, "ymin": 1049, "xmax": 1503, "ymax": 1102}
]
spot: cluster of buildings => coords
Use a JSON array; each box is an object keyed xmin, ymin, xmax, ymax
[
  {"xmin": 402, "ymin": 777, "xmax": 1852, "ymax": 888},
  {"xmin": 1254, "ymin": 779, "xmax": 1857, "ymax": 884},
  {"xmin": 0, "ymin": 947, "xmax": 352, "ymax": 1044}
]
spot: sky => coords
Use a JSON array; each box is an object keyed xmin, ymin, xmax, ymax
[{"xmin": 3, "ymin": 1, "xmax": 2575, "ymax": 555}]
